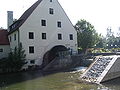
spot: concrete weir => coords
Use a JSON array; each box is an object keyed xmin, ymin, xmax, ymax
[{"xmin": 80, "ymin": 55, "xmax": 120, "ymax": 84}]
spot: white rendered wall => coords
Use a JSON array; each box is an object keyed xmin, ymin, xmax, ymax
[
  {"xmin": 0, "ymin": 45, "xmax": 10, "ymax": 59},
  {"xmin": 8, "ymin": 30, "xmax": 19, "ymax": 51},
  {"xmin": 19, "ymin": 0, "xmax": 77, "ymax": 65}
]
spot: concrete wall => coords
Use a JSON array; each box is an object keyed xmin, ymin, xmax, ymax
[
  {"xmin": 0, "ymin": 45, "xmax": 10, "ymax": 59},
  {"xmin": 102, "ymin": 57, "xmax": 120, "ymax": 82},
  {"xmin": 43, "ymin": 55, "xmax": 93, "ymax": 71},
  {"xmin": 8, "ymin": 30, "xmax": 19, "ymax": 50},
  {"xmin": 19, "ymin": 0, "xmax": 77, "ymax": 66},
  {"xmin": 43, "ymin": 55, "xmax": 72, "ymax": 71}
]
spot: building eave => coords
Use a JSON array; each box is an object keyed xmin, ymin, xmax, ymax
[{"xmin": 8, "ymin": 0, "xmax": 43, "ymax": 35}]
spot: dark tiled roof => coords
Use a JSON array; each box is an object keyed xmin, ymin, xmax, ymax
[
  {"xmin": 9, "ymin": 0, "xmax": 43, "ymax": 34},
  {"xmin": 0, "ymin": 30, "xmax": 10, "ymax": 45}
]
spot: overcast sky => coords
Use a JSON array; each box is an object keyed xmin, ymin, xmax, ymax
[{"xmin": 0, "ymin": 0, "xmax": 120, "ymax": 36}]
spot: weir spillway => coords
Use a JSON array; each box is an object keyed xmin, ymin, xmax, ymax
[{"xmin": 80, "ymin": 55, "xmax": 120, "ymax": 84}]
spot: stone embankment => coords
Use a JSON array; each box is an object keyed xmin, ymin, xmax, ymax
[
  {"xmin": 43, "ymin": 55, "xmax": 93, "ymax": 71},
  {"xmin": 81, "ymin": 56, "xmax": 113, "ymax": 83},
  {"xmin": 80, "ymin": 55, "xmax": 120, "ymax": 84}
]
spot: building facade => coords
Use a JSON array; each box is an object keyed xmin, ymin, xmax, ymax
[
  {"xmin": 8, "ymin": 0, "xmax": 77, "ymax": 66},
  {"xmin": 0, "ymin": 30, "xmax": 10, "ymax": 59}
]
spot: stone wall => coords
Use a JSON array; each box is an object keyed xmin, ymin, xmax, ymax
[
  {"xmin": 43, "ymin": 55, "xmax": 72, "ymax": 71},
  {"xmin": 43, "ymin": 55, "xmax": 93, "ymax": 71}
]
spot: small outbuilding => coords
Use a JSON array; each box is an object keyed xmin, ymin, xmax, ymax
[{"xmin": 0, "ymin": 29, "xmax": 10, "ymax": 59}]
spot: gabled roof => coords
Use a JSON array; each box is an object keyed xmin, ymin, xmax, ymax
[
  {"xmin": 9, "ymin": 0, "xmax": 43, "ymax": 34},
  {"xmin": 0, "ymin": 30, "xmax": 10, "ymax": 45}
]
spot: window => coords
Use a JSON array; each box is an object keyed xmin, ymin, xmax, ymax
[
  {"xmin": 49, "ymin": 8, "xmax": 54, "ymax": 14},
  {"xmin": 29, "ymin": 46, "xmax": 34, "ymax": 54},
  {"xmin": 30, "ymin": 60, "xmax": 35, "ymax": 64},
  {"xmin": 41, "ymin": 20, "xmax": 46, "ymax": 26},
  {"xmin": 0, "ymin": 49, "xmax": 3, "ymax": 52},
  {"xmin": 58, "ymin": 34, "xmax": 62, "ymax": 40},
  {"xmin": 69, "ymin": 34, "xmax": 73, "ymax": 40},
  {"xmin": 50, "ymin": 0, "xmax": 52, "ymax": 2},
  {"xmin": 42, "ymin": 33, "xmax": 46, "ymax": 39},
  {"xmin": 14, "ymin": 34, "xmax": 16, "ymax": 41},
  {"xmin": 57, "ymin": 21, "xmax": 61, "ymax": 28},
  {"xmin": 29, "ymin": 32, "xmax": 34, "ymax": 39}
]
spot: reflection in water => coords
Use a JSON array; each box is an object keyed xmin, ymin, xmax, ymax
[
  {"xmin": 102, "ymin": 77, "xmax": 120, "ymax": 90},
  {"xmin": 0, "ymin": 67, "xmax": 120, "ymax": 90}
]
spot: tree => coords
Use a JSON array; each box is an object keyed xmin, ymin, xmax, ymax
[
  {"xmin": 7, "ymin": 43, "xmax": 26, "ymax": 72},
  {"xmin": 95, "ymin": 34, "xmax": 108, "ymax": 48},
  {"xmin": 106, "ymin": 27, "xmax": 114, "ymax": 39},
  {"xmin": 75, "ymin": 19, "xmax": 99, "ymax": 53},
  {"xmin": 105, "ymin": 28, "xmax": 118, "ymax": 49}
]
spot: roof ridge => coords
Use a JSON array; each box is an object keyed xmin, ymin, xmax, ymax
[{"xmin": 9, "ymin": 0, "xmax": 43, "ymax": 34}]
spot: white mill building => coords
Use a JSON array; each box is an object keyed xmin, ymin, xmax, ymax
[{"xmin": 6, "ymin": 0, "xmax": 77, "ymax": 67}]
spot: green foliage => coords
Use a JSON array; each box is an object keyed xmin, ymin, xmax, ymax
[
  {"xmin": 8, "ymin": 43, "xmax": 26, "ymax": 71},
  {"xmin": 0, "ymin": 58, "xmax": 7, "ymax": 72},
  {"xmin": 105, "ymin": 28, "xmax": 120, "ymax": 49},
  {"xmin": 0, "ymin": 43, "xmax": 26, "ymax": 73},
  {"xmin": 75, "ymin": 19, "xmax": 99, "ymax": 53},
  {"xmin": 91, "ymin": 48, "xmax": 110, "ymax": 53},
  {"xmin": 95, "ymin": 35, "xmax": 107, "ymax": 48}
]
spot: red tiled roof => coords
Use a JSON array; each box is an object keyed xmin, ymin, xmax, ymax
[{"xmin": 0, "ymin": 30, "xmax": 10, "ymax": 45}]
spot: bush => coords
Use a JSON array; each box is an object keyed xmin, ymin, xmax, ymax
[{"xmin": 0, "ymin": 43, "xmax": 26, "ymax": 73}]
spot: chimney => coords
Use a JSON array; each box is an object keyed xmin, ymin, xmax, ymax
[{"xmin": 7, "ymin": 11, "xmax": 13, "ymax": 30}]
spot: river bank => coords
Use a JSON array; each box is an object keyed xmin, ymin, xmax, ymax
[
  {"xmin": 0, "ymin": 54, "xmax": 93, "ymax": 74},
  {"xmin": 0, "ymin": 66, "xmax": 85, "ymax": 88},
  {"xmin": 0, "ymin": 66, "xmax": 120, "ymax": 90}
]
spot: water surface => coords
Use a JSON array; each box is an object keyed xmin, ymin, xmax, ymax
[{"xmin": 0, "ymin": 67, "xmax": 120, "ymax": 90}]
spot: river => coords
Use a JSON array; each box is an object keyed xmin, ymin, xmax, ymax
[{"xmin": 0, "ymin": 67, "xmax": 120, "ymax": 90}]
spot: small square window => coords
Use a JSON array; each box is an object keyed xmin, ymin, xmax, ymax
[
  {"xmin": 70, "ymin": 34, "xmax": 73, "ymax": 40},
  {"xmin": 49, "ymin": 8, "xmax": 54, "ymax": 14},
  {"xmin": 50, "ymin": 0, "xmax": 52, "ymax": 2},
  {"xmin": 29, "ymin": 32, "xmax": 34, "ymax": 39},
  {"xmin": 14, "ymin": 34, "xmax": 16, "ymax": 41},
  {"xmin": 0, "ymin": 49, "xmax": 3, "ymax": 52},
  {"xmin": 57, "ymin": 21, "xmax": 61, "ymax": 28},
  {"xmin": 30, "ymin": 60, "xmax": 35, "ymax": 64},
  {"xmin": 42, "ymin": 33, "xmax": 46, "ymax": 39},
  {"xmin": 29, "ymin": 46, "xmax": 34, "ymax": 54},
  {"xmin": 41, "ymin": 20, "xmax": 46, "ymax": 26},
  {"xmin": 58, "ymin": 34, "xmax": 62, "ymax": 40}
]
